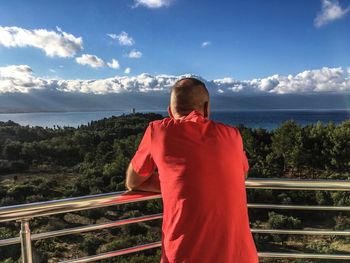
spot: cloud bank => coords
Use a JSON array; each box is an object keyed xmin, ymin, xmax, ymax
[
  {"xmin": 1, "ymin": 65, "xmax": 350, "ymax": 95},
  {"xmin": 214, "ymin": 67, "xmax": 350, "ymax": 94},
  {"xmin": 0, "ymin": 65, "xmax": 44, "ymax": 93},
  {"xmin": 315, "ymin": 0, "xmax": 350, "ymax": 27},
  {"xmin": 0, "ymin": 26, "xmax": 83, "ymax": 57}
]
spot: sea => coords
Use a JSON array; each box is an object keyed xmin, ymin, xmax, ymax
[{"xmin": 0, "ymin": 109, "xmax": 349, "ymax": 130}]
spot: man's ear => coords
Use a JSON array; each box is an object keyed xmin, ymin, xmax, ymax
[
  {"xmin": 168, "ymin": 106, "xmax": 175, "ymax": 119},
  {"xmin": 203, "ymin": 101, "xmax": 209, "ymax": 118}
]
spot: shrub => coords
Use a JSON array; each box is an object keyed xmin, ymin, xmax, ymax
[{"xmin": 267, "ymin": 211, "xmax": 301, "ymax": 229}]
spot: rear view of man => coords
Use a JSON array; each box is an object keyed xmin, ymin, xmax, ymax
[{"xmin": 126, "ymin": 78, "xmax": 259, "ymax": 263}]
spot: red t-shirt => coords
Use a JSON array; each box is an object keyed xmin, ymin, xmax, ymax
[{"xmin": 131, "ymin": 110, "xmax": 258, "ymax": 263}]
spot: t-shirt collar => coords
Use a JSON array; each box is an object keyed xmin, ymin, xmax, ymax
[{"xmin": 178, "ymin": 110, "xmax": 207, "ymax": 122}]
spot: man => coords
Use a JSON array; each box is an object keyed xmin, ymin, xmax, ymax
[{"xmin": 126, "ymin": 78, "xmax": 259, "ymax": 263}]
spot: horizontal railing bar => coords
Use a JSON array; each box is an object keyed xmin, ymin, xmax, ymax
[
  {"xmin": 248, "ymin": 203, "xmax": 350, "ymax": 211},
  {"xmin": 1, "ymin": 178, "xmax": 349, "ymax": 223},
  {"xmin": 251, "ymin": 229, "xmax": 350, "ymax": 235},
  {"xmin": 246, "ymin": 178, "xmax": 350, "ymax": 191},
  {"xmin": 3, "ymin": 225, "xmax": 349, "ymax": 248},
  {"xmin": 0, "ymin": 214, "xmax": 163, "ymax": 247},
  {"xmin": 0, "ymin": 237, "xmax": 18, "ymax": 247},
  {"xmin": 59, "ymin": 241, "xmax": 162, "ymax": 263},
  {"xmin": 258, "ymin": 252, "xmax": 350, "ymax": 259},
  {"xmin": 0, "ymin": 191, "xmax": 161, "ymax": 222},
  {"xmin": 57, "ymin": 242, "xmax": 350, "ymax": 262},
  {"xmin": 3, "ymin": 224, "xmax": 348, "ymax": 247}
]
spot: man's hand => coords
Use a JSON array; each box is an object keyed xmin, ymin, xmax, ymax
[{"xmin": 125, "ymin": 163, "xmax": 161, "ymax": 193}]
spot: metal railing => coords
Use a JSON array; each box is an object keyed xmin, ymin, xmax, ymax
[{"xmin": 0, "ymin": 178, "xmax": 350, "ymax": 262}]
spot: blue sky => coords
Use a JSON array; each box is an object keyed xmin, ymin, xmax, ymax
[
  {"xmin": 0, "ymin": 0, "xmax": 349, "ymax": 80},
  {"xmin": 0, "ymin": 0, "xmax": 350, "ymax": 103}
]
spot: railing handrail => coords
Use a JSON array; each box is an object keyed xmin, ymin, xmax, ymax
[
  {"xmin": 0, "ymin": 191, "xmax": 161, "ymax": 223},
  {"xmin": 1, "ymin": 178, "xmax": 350, "ymax": 222},
  {"xmin": 245, "ymin": 177, "xmax": 350, "ymax": 190}
]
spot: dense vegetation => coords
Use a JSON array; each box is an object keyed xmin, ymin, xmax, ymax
[{"xmin": 0, "ymin": 113, "xmax": 349, "ymax": 262}]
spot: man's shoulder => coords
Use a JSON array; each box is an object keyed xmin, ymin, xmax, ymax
[
  {"xmin": 148, "ymin": 117, "xmax": 171, "ymax": 127},
  {"xmin": 211, "ymin": 119, "xmax": 241, "ymax": 136}
]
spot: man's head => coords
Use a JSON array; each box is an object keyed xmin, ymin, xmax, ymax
[{"xmin": 169, "ymin": 77, "xmax": 210, "ymax": 119}]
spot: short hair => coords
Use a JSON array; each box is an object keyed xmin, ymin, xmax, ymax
[
  {"xmin": 173, "ymin": 77, "xmax": 206, "ymax": 91},
  {"xmin": 170, "ymin": 77, "xmax": 209, "ymax": 116}
]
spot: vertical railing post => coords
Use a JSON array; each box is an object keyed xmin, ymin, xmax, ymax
[{"xmin": 19, "ymin": 219, "xmax": 33, "ymax": 263}]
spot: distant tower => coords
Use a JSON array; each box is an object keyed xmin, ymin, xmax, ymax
[{"xmin": 132, "ymin": 108, "xmax": 136, "ymax": 114}]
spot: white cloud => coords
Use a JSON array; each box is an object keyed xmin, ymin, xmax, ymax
[
  {"xmin": 314, "ymin": 0, "xmax": 350, "ymax": 27},
  {"xmin": 76, "ymin": 55, "xmax": 121, "ymax": 69},
  {"xmin": 228, "ymin": 84, "xmax": 244, "ymax": 92},
  {"xmin": 1, "ymin": 65, "xmax": 350, "ymax": 95},
  {"xmin": 260, "ymin": 76, "xmax": 280, "ymax": 92},
  {"xmin": 107, "ymin": 59, "xmax": 120, "ymax": 69},
  {"xmin": 201, "ymin": 41, "xmax": 211, "ymax": 48},
  {"xmin": 134, "ymin": 0, "xmax": 171, "ymax": 8},
  {"xmin": 108, "ymin": 31, "xmax": 135, "ymax": 46},
  {"xmin": 215, "ymin": 67, "xmax": 350, "ymax": 94},
  {"xmin": 56, "ymin": 73, "xmax": 178, "ymax": 94},
  {"xmin": 124, "ymin": 67, "xmax": 131, "ymax": 74},
  {"xmin": 0, "ymin": 65, "xmax": 44, "ymax": 93},
  {"xmin": 128, "ymin": 49, "xmax": 142, "ymax": 59},
  {"xmin": 0, "ymin": 26, "xmax": 83, "ymax": 57},
  {"xmin": 76, "ymin": 54, "xmax": 105, "ymax": 68}
]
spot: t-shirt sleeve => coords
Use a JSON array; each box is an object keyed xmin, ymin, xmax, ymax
[{"xmin": 131, "ymin": 124, "xmax": 156, "ymax": 177}]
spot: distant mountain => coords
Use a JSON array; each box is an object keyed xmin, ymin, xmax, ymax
[{"xmin": 0, "ymin": 90, "xmax": 349, "ymax": 113}]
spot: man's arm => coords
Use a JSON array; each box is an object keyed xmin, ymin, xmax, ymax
[{"xmin": 125, "ymin": 163, "xmax": 160, "ymax": 193}]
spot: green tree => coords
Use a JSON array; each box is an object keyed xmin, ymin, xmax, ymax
[{"xmin": 269, "ymin": 121, "xmax": 304, "ymax": 175}]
